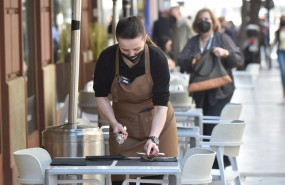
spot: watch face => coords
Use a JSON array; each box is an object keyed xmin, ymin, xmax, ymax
[
  {"xmin": 149, "ymin": 136, "xmax": 159, "ymax": 145},
  {"xmin": 154, "ymin": 137, "xmax": 159, "ymax": 145}
]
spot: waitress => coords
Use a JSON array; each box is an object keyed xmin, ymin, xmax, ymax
[{"xmin": 93, "ymin": 16, "xmax": 178, "ymax": 184}]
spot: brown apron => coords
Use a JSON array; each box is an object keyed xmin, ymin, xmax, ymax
[{"xmin": 110, "ymin": 44, "xmax": 178, "ymax": 181}]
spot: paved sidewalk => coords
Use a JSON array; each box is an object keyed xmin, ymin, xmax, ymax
[{"xmin": 210, "ymin": 61, "xmax": 285, "ymax": 184}]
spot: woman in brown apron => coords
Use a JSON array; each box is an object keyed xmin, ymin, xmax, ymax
[{"xmin": 93, "ymin": 16, "xmax": 178, "ymax": 185}]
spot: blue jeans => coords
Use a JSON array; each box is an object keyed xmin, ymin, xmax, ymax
[{"xmin": 278, "ymin": 50, "xmax": 285, "ymax": 90}]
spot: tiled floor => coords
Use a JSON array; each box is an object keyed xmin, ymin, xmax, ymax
[{"xmin": 210, "ymin": 60, "xmax": 285, "ymax": 184}]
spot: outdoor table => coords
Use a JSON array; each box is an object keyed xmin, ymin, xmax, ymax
[
  {"xmin": 174, "ymin": 108, "xmax": 203, "ymax": 135},
  {"xmin": 45, "ymin": 157, "xmax": 181, "ymax": 185}
]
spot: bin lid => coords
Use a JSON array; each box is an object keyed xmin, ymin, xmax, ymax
[
  {"xmin": 42, "ymin": 120, "xmax": 104, "ymax": 142},
  {"xmin": 44, "ymin": 119, "xmax": 100, "ymax": 131}
]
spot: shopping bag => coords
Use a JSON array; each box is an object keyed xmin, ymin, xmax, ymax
[{"xmin": 188, "ymin": 50, "xmax": 232, "ymax": 93}]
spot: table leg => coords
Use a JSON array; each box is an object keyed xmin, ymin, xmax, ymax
[
  {"xmin": 169, "ymin": 174, "xmax": 179, "ymax": 185},
  {"xmin": 106, "ymin": 174, "xmax": 111, "ymax": 185},
  {"xmin": 45, "ymin": 171, "xmax": 57, "ymax": 185},
  {"xmin": 194, "ymin": 115, "xmax": 203, "ymax": 135}
]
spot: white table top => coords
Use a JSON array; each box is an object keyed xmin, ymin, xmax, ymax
[
  {"xmin": 174, "ymin": 107, "xmax": 203, "ymax": 116},
  {"xmin": 45, "ymin": 157, "xmax": 181, "ymax": 185},
  {"xmin": 46, "ymin": 159, "xmax": 180, "ymax": 174}
]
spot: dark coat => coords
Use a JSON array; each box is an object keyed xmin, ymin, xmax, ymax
[{"xmin": 178, "ymin": 32, "xmax": 244, "ymax": 106}]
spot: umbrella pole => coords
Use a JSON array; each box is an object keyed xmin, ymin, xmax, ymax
[
  {"xmin": 112, "ymin": 0, "xmax": 118, "ymax": 43},
  {"xmin": 68, "ymin": 0, "xmax": 82, "ymax": 128}
]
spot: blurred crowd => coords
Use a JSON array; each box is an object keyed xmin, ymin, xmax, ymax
[{"xmin": 151, "ymin": 6, "xmax": 240, "ymax": 71}]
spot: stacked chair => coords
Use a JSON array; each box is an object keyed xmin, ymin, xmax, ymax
[
  {"xmin": 200, "ymin": 121, "xmax": 245, "ymax": 185},
  {"xmin": 200, "ymin": 103, "xmax": 245, "ymax": 185}
]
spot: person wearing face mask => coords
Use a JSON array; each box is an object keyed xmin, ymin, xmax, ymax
[
  {"xmin": 93, "ymin": 16, "xmax": 178, "ymax": 185},
  {"xmin": 274, "ymin": 15, "xmax": 285, "ymax": 98},
  {"xmin": 178, "ymin": 8, "xmax": 243, "ymax": 168}
]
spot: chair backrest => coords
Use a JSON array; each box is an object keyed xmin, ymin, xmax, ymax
[
  {"xmin": 210, "ymin": 122, "xmax": 246, "ymax": 157},
  {"xmin": 232, "ymin": 64, "xmax": 260, "ymax": 89},
  {"xmin": 170, "ymin": 91, "xmax": 193, "ymax": 108},
  {"xmin": 13, "ymin": 147, "xmax": 51, "ymax": 183},
  {"xmin": 219, "ymin": 103, "xmax": 242, "ymax": 122},
  {"xmin": 245, "ymin": 63, "xmax": 260, "ymax": 75},
  {"xmin": 84, "ymin": 80, "xmax": 94, "ymax": 92},
  {"xmin": 181, "ymin": 147, "xmax": 216, "ymax": 181}
]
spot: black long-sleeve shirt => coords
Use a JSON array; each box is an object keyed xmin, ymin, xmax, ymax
[{"xmin": 93, "ymin": 44, "xmax": 170, "ymax": 106}]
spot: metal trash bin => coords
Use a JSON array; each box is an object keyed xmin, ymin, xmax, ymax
[
  {"xmin": 42, "ymin": 120, "xmax": 104, "ymax": 184},
  {"xmin": 42, "ymin": 0, "xmax": 106, "ymax": 184},
  {"xmin": 42, "ymin": 121, "xmax": 104, "ymax": 159}
]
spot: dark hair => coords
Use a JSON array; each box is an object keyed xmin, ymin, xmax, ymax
[
  {"xmin": 116, "ymin": 16, "xmax": 146, "ymax": 40},
  {"xmin": 157, "ymin": 36, "xmax": 171, "ymax": 51}
]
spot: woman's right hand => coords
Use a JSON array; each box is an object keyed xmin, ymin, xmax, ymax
[
  {"xmin": 144, "ymin": 139, "xmax": 159, "ymax": 157},
  {"xmin": 112, "ymin": 122, "xmax": 128, "ymax": 140},
  {"xmin": 211, "ymin": 47, "xmax": 229, "ymax": 58}
]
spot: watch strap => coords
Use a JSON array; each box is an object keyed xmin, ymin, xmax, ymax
[{"xmin": 148, "ymin": 136, "xmax": 159, "ymax": 145}]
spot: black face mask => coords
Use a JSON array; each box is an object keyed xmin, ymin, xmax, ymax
[
  {"xmin": 197, "ymin": 20, "xmax": 211, "ymax": 33},
  {"xmin": 121, "ymin": 50, "xmax": 144, "ymax": 63}
]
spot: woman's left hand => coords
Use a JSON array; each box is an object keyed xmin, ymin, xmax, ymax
[
  {"xmin": 212, "ymin": 47, "xmax": 229, "ymax": 58},
  {"xmin": 144, "ymin": 139, "xmax": 159, "ymax": 157}
]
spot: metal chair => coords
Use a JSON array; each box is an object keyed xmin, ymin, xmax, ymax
[
  {"xmin": 13, "ymin": 147, "xmax": 102, "ymax": 185},
  {"xmin": 122, "ymin": 147, "xmax": 216, "ymax": 185},
  {"xmin": 200, "ymin": 122, "xmax": 246, "ymax": 185}
]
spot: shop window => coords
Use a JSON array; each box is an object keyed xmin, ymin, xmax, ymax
[{"xmin": 22, "ymin": 0, "xmax": 37, "ymax": 134}]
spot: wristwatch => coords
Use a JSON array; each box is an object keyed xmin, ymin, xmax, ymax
[{"xmin": 148, "ymin": 136, "xmax": 159, "ymax": 145}]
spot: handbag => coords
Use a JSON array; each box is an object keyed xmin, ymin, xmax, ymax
[{"xmin": 188, "ymin": 50, "xmax": 232, "ymax": 93}]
